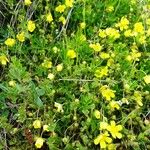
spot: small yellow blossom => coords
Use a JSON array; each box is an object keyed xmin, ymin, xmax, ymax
[
  {"xmin": 9, "ymin": 80, "xmax": 16, "ymax": 87},
  {"xmin": 106, "ymin": 6, "xmax": 114, "ymax": 12},
  {"xmin": 47, "ymin": 73, "xmax": 55, "ymax": 80},
  {"xmin": 80, "ymin": 22, "xmax": 86, "ymax": 29},
  {"xmin": 16, "ymin": 32, "xmax": 25, "ymax": 42},
  {"xmin": 42, "ymin": 60, "xmax": 52, "ymax": 68},
  {"xmin": 109, "ymin": 101, "xmax": 120, "ymax": 110},
  {"xmin": 24, "ymin": 0, "xmax": 32, "ymax": 6},
  {"xmin": 55, "ymin": 5, "xmax": 66, "ymax": 13},
  {"xmin": 107, "ymin": 58, "xmax": 114, "ymax": 67},
  {"xmin": 5, "ymin": 38, "xmax": 15, "ymax": 47},
  {"xmin": 33, "ymin": 120, "xmax": 41, "ymax": 129},
  {"xmin": 116, "ymin": 17, "xmax": 129, "ymax": 31},
  {"xmin": 99, "ymin": 29, "xmax": 107, "ymax": 38},
  {"xmin": 133, "ymin": 91, "xmax": 143, "ymax": 106},
  {"xmin": 89, "ymin": 43, "xmax": 102, "ymax": 52},
  {"xmin": 107, "ymin": 121, "xmax": 123, "ymax": 139},
  {"xmin": 105, "ymin": 28, "xmax": 120, "ymax": 39},
  {"xmin": 35, "ymin": 137, "xmax": 44, "ymax": 149},
  {"xmin": 67, "ymin": 50, "xmax": 76, "ymax": 58},
  {"xmin": 124, "ymin": 29, "xmax": 132, "ymax": 37},
  {"xmin": 100, "ymin": 52, "xmax": 110, "ymax": 59},
  {"xmin": 133, "ymin": 22, "xmax": 144, "ymax": 33},
  {"xmin": 46, "ymin": 13, "xmax": 53, "ymax": 23},
  {"xmin": 0, "ymin": 55, "xmax": 9, "ymax": 65},
  {"xmin": 59, "ymin": 16, "xmax": 66, "ymax": 25},
  {"xmin": 94, "ymin": 110, "xmax": 101, "ymax": 119},
  {"xmin": 94, "ymin": 132, "xmax": 112, "ymax": 148},
  {"xmin": 100, "ymin": 85, "xmax": 115, "ymax": 101},
  {"xmin": 27, "ymin": 20, "xmax": 36, "ymax": 32},
  {"xmin": 144, "ymin": 75, "xmax": 150, "ymax": 84},
  {"xmin": 43, "ymin": 125, "xmax": 49, "ymax": 132},
  {"xmin": 95, "ymin": 66, "xmax": 108, "ymax": 78},
  {"xmin": 56, "ymin": 64, "xmax": 63, "ymax": 72},
  {"xmin": 65, "ymin": 0, "xmax": 74, "ymax": 7},
  {"xmin": 54, "ymin": 102, "xmax": 64, "ymax": 113}
]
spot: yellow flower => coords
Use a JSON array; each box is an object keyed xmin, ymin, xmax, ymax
[
  {"xmin": 35, "ymin": 137, "xmax": 44, "ymax": 149},
  {"xmin": 5, "ymin": 38, "xmax": 15, "ymax": 47},
  {"xmin": 59, "ymin": 16, "xmax": 66, "ymax": 25},
  {"xmin": 42, "ymin": 60, "xmax": 52, "ymax": 68},
  {"xmin": 107, "ymin": 121, "xmax": 123, "ymax": 139},
  {"xmin": 100, "ymin": 52, "xmax": 110, "ymax": 59},
  {"xmin": 99, "ymin": 29, "xmax": 107, "ymax": 38},
  {"xmin": 27, "ymin": 20, "xmax": 36, "ymax": 32},
  {"xmin": 9, "ymin": 80, "xmax": 16, "ymax": 87},
  {"xmin": 106, "ymin": 6, "xmax": 114, "ymax": 12},
  {"xmin": 16, "ymin": 32, "xmax": 25, "ymax": 42},
  {"xmin": 124, "ymin": 29, "xmax": 132, "ymax": 37},
  {"xmin": 105, "ymin": 28, "xmax": 120, "ymax": 39},
  {"xmin": 47, "ymin": 73, "xmax": 55, "ymax": 80},
  {"xmin": 100, "ymin": 85, "xmax": 115, "ymax": 101},
  {"xmin": 89, "ymin": 43, "xmax": 102, "ymax": 52},
  {"xmin": 56, "ymin": 64, "xmax": 63, "ymax": 72},
  {"xmin": 117, "ymin": 17, "xmax": 129, "ymax": 31},
  {"xmin": 109, "ymin": 101, "xmax": 120, "ymax": 110},
  {"xmin": 55, "ymin": 5, "xmax": 66, "ymax": 13},
  {"xmin": 43, "ymin": 125, "xmax": 49, "ymax": 132},
  {"xmin": 33, "ymin": 120, "xmax": 41, "ymax": 129},
  {"xmin": 100, "ymin": 122, "xmax": 108, "ymax": 130},
  {"xmin": 46, "ymin": 13, "xmax": 53, "ymax": 23},
  {"xmin": 94, "ymin": 132, "xmax": 112, "ymax": 148},
  {"xmin": 80, "ymin": 22, "xmax": 86, "ymax": 29},
  {"xmin": 65, "ymin": 0, "xmax": 74, "ymax": 7},
  {"xmin": 144, "ymin": 75, "xmax": 150, "ymax": 84},
  {"xmin": 95, "ymin": 66, "xmax": 108, "ymax": 78},
  {"xmin": 133, "ymin": 91, "xmax": 143, "ymax": 106},
  {"xmin": 94, "ymin": 110, "xmax": 101, "ymax": 119},
  {"xmin": 133, "ymin": 22, "xmax": 144, "ymax": 33},
  {"xmin": 0, "ymin": 55, "xmax": 9, "ymax": 65},
  {"xmin": 54, "ymin": 102, "xmax": 64, "ymax": 113},
  {"xmin": 24, "ymin": 0, "xmax": 32, "ymax": 6},
  {"xmin": 67, "ymin": 50, "xmax": 76, "ymax": 58}
]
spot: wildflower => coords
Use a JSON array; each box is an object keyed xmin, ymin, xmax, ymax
[
  {"xmin": 133, "ymin": 22, "xmax": 144, "ymax": 33},
  {"xmin": 24, "ymin": 0, "xmax": 32, "ymax": 6},
  {"xmin": 46, "ymin": 13, "xmax": 53, "ymax": 23},
  {"xmin": 116, "ymin": 17, "xmax": 129, "ymax": 31},
  {"xmin": 106, "ymin": 6, "xmax": 114, "ymax": 12},
  {"xmin": 0, "ymin": 55, "xmax": 9, "ymax": 65},
  {"xmin": 16, "ymin": 32, "xmax": 25, "ymax": 42},
  {"xmin": 47, "ymin": 73, "xmax": 55, "ymax": 80},
  {"xmin": 109, "ymin": 101, "xmax": 120, "ymax": 110},
  {"xmin": 59, "ymin": 16, "xmax": 66, "ymax": 25},
  {"xmin": 100, "ymin": 85, "xmax": 115, "ymax": 101},
  {"xmin": 99, "ymin": 29, "xmax": 107, "ymax": 38},
  {"xmin": 9, "ymin": 80, "xmax": 16, "ymax": 87},
  {"xmin": 54, "ymin": 102, "xmax": 64, "ymax": 113},
  {"xmin": 89, "ymin": 43, "xmax": 102, "ymax": 52},
  {"xmin": 94, "ymin": 110, "xmax": 101, "ymax": 119},
  {"xmin": 138, "ymin": 36, "xmax": 146, "ymax": 44},
  {"xmin": 107, "ymin": 121, "xmax": 123, "ymax": 139},
  {"xmin": 43, "ymin": 125, "xmax": 49, "ymax": 132},
  {"xmin": 94, "ymin": 132, "xmax": 112, "ymax": 148},
  {"xmin": 100, "ymin": 52, "xmax": 110, "ymax": 59},
  {"xmin": 144, "ymin": 75, "xmax": 150, "ymax": 84},
  {"xmin": 42, "ymin": 60, "xmax": 52, "ymax": 68},
  {"xmin": 105, "ymin": 28, "xmax": 120, "ymax": 39},
  {"xmin": 133, "ymin": 91, "xmax": 143, "ymax": 106},
  {"xmin": 35, "ymin": 137, "xmax": 44, "ymax": 149},
  {"xmin": 65, "ymin": 0, "xmax": 74, "ymax": 7},
  {"xmin": 33, "ymin": 120, "xmax": 41, "ymax": 129},
  {"xmin": 100, "ymin": 122, "xmax": 108, "ymax": 130},
  {"xmin": 80, "ymin": 22, "xmax": 86, "ymax": 29},
  {"xmin": 27, "ymin": 20, "xmax": 36, "ymax": 32},
  {"xmin": 95, "ymin": 66, "xmax": 108, "ymax": 78},
  {"xmin": 124, "ymin": 29, "xmax": 132, "ymax": 37},
  {"xmin": 67, "ymin": 50, "xmax": 76, "ymax": 58},
  {"xmin": 5, "ymin": 38, "xmax": 15, "ymax": 47},
  {"xmin": 56, "ymin": 64, "xmax": 63, "ymax": 72},
  {"xmin": 107, "ymin": 58, "xmax": 114, "ymax": 67},
  {"xmin": 55, "ymin": 5, "xmax": 66, "ymax": 13}
]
